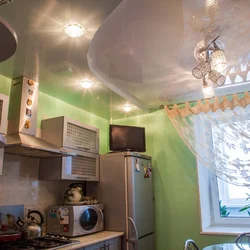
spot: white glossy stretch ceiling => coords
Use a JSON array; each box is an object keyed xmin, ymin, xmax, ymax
[
  {"xmin": 1, "ymin": 0, "xmax": 250, "ymax": 116},
  {"xmin": 88, "ymin": 0, "xmax": 250, "ymax": 108}
]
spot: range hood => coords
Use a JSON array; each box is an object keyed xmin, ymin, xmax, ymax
[{"xmin": 5, "ymin": 76, "xmax": 75, "ymax": 158}]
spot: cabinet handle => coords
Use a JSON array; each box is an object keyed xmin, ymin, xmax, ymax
[
  {"xmin": 77, "ymin": 146, "xmax": 90, "ymax": 151},
  {"xmin": 76, "ymin": 176, "xmax": 90, "ymax": 179}
]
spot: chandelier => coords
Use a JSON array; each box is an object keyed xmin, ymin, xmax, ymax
[{"xmin": 191, "ymin": 0, "xmax": 228, "ymax": 99}]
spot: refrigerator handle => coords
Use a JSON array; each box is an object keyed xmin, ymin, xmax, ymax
[
  {"xmin": 128, "ymin": 217, "xmax": 139, "ymax": 249},
  {"xmin": 98, "ymin": 209, "xmax": 104, "ymax": 228}
]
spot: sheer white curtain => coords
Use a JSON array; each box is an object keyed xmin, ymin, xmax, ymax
[{"xmin": 165, "ymin": 93, "xmax": 250, "ymax": 186}]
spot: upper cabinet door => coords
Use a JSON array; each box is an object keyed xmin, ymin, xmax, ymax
[
  {"xmin": 42, "ymin": 116, "xmax": 99, "ymax": 154},
  {"xmin": 62, "ymin": 117, "xmax": 99, "ymax": 154}
]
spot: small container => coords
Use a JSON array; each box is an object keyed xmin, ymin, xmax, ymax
[{"xmin": 1, "ymin": 224, "xmax": 8, "ymax": 231}]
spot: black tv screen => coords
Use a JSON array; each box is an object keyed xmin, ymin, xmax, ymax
[{"xmin": 109, "ymin": 124, "xmax": 146, "ymax": 152}]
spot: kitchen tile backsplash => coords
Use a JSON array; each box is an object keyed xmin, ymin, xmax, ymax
[{"xmin": 0, "ymin": 154, "xmax": 72, "ymax": 216}]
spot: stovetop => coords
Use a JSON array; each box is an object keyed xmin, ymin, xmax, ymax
[{"xmin": 0, "ymin": 235, "xmax": 80, "ymax": 250}]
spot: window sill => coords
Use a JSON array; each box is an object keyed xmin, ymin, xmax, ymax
[{"xmin": 201, "ymin": 225, "xmax": 250, "ymax": 236}]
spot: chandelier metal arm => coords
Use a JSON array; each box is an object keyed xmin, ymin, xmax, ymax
[
  {"xmin": 203, "ymin": 36, "xmax": 220, "ymax": 62},
  {"xmin": 206, "ymin": 35, "xmax": 220, "ymax": 51}
]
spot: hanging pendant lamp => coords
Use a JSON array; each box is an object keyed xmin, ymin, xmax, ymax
[
  {"xmin": 211, "ymin": 49, "xmax": 227, "ymax": 73},
  {"xmin": 208, "ymin": 70, "xmax": 226, "ymax": 86},
  {"xmin": 210, "ymin": 41, "xmax": 227, "ymax": 73},
  {"xmin": 202, "ymin": 79, "xmax": 215, "ymax": 99},
  {"xmin": 192, "ymin": 60, "xmax": 210, "ymax": 79}
]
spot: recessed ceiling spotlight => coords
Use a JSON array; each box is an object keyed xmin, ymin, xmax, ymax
[
  {"xmin": 64, "ymin": 22, "xmax": 85, "ymax": 38},
  {"xmin": 123, "ymin": 104, "xmax": 132, "ymax": 112},
  {"xmin": 80, "ymin": 79, "xmax": 93, "ymax": 89}
]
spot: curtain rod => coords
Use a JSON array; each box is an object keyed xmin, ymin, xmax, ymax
[{"xmin": 159, "ymin": 91, "xmax": 249, "ymax": 110}]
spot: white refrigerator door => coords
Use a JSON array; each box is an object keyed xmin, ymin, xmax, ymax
[
  {"xmin": 138, "ymin": 233, "xmax": 155, "ymax": 250},
  {"xmin": 126, "ymin": 155, "xmax": 154, "ymax": 249}
]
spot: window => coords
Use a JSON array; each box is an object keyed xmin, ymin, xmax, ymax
[{"xmin": 197, "ymin": 119, "xmax": 250, "ymax": 234}]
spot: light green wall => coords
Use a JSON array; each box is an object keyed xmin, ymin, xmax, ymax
[
  {"xmin": 114, "ymin": 109, "xmax": 235, "ymax": 250},
  {"xmin": 0, "ymin": 75, "xmax": 11, "ymax": 95}
]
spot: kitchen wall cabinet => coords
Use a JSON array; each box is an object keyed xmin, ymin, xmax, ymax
[
  {"xmin": 41, "ymin": 116, "xmax": 99, "ymax": 154},
  {"xmin": 40, "ymin": 116, "xmax": 100, "ymax": 181},
  {"xmin": 39, "ymin": 152, "xmax": 99, "ymax": 181}
]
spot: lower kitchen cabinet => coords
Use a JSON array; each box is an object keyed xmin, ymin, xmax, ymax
[
  {"xmin": 84, "ymin": 242, "xmax": 103, "ymax": 250},
  {"xmin": 104, "ymin": 237, "xmax": 121, "ymax": 250},
  {"xmin": 84, "ymin": 237, "xmax": 121, "ymax": 250}
]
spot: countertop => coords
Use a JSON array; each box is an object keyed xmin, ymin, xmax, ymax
[{"xmin": 63, "ymin": 231, "xmax": 124, "ymax": 250}]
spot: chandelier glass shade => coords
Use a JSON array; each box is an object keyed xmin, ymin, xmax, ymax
[
  {"xmin": 211, "ymin": 49, "xmax": 228, "ymax": 73},
  {"xmin": 192, "ymin": 61, "xmax": 210, "ymax": 79},
  {"xmin": 208, "ymin": 70, "xmax": 226, "ymax": 86},
  {"xmin": 202, "ymin": 80, "xmax": 215, "ymax": 99}
]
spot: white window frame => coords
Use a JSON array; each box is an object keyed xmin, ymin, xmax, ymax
[
  {"xmin": 216, "ymin": 178, "xmax": 249, "ymax": 207},
  {"xmin": 195, "ymin": 114, "xmax": 250, "ymax": 235}
]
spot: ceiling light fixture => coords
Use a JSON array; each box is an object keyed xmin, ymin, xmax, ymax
[
  {"xmin": 123, "ymin": 104, "xmax": 132, "ymax": 112},
  {"xmin": 192, "ymin": 60, "xmax": 210, "ymax": 79},
  {"xmin": 191, "ymin": 0, "xmax": 229, "ymax": 99},
  {"xmin": 202, "ymin": 79, "xmax": 215, "ymax": 99},
  {"xmin": 64, "ymin": 22, "xmax": 85, "ymax": 38},
  {"xmin": 192, "ymin": 36, "xmax": 227, "ymax": 98},
  {"xmin": 208, "ymin": 70, "xmax": 226, "ymax": 86},
  {"xmin": 210, "ymin": 45, "xmax": 228, "ymax": 73},
  {"xmin": 80, "ymin": 79, "xmax": 93, "ymax": 89}
]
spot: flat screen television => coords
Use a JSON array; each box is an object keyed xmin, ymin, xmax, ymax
[{"xmin": 109, "ymin": 124, "xmax": 146, "ymax": 152}]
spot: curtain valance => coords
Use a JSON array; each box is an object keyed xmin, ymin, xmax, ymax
[{"xmin": 166, "ymin": 92, "xmax": 250, "ymax": 118}]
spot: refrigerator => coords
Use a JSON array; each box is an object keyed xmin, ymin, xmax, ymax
[{"xmin": 97, "ymin": 152, "xmax": 155, "ymax": 250}]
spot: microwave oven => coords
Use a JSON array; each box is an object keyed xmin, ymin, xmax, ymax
[{"xmin": 46, "ymin": 204, "xmax": 104, "ymax": 237}]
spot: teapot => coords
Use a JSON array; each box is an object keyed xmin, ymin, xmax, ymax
[
  {"xmin": 17, "ymin": 210, "xmax": 44, "ymax": 239},
  {"xmin": 64, "ymin": 183, "xmax": 84, "ymax": 203}
]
